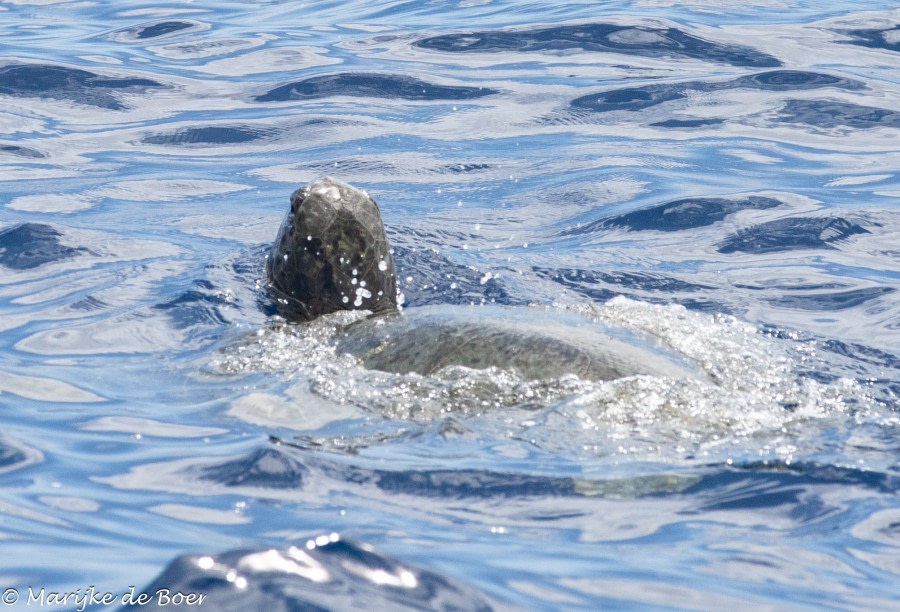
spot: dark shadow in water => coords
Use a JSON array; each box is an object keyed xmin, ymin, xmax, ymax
[
  {"xmin": 674, "ymin": 297, "xmax": 730, "ymax": 313},
  {"xmin": 152, "ymin": 246, "xmax": 271, "ymax": 330},
  {"xmin": 0, "ymin": 437, "xmax": 42, "ymax": 475},
  {"xmin": 290, "ymin": 158, "xmax": 491, "ymax": 178},
  {"xmin": 564, "ymin": 196, "xmax": 783, "ymax": 235},
  {"xmin": 254, "ymin": 441, "xmax": 696, "ymax": 499},
  {"xmin": 392, "ymin": 244, "xmax": 519, "ymax": 308},
  {"xmin": 128, "ymin": 539, "xmax": 496, "ymax": 612},
  {"xmin": 532, "ymin": 266, "xmax": 727, "ymax": 313},
  {"xmin": 152, "ymin": 280, "xmax": 231, "ymax": 328},
  {"xmin": 110, "ymin": 20, "xmax": 198, "ymax": 41},
  {"xmin": 534, "ymin": 267, "xmax": 713, "ymax": 295},
  {"xmin": 0, "ymin": 144, "xmax": 45, "ymax": 158},
  {"xmin": 570, "ymin": 83, "xmax": 685, "ymax": 113},
  {"xmin": 767, "ymin": 287, "xmax": 895, "ymax": 311},
  {"xmin": 365, "ymin": 466, "xmax": 579, "ymax": 498},
  {"xmin": 686, "ymin": 462, "xmax": 899, "ymax": 506},
  {"xmin": 415, "ymin": 23, "xmax": 781, "ymax": 67},
  {"xmin": 142, "ymin": 119, "xmax": 361, "ymax": 146},
  {"xmin": 200, "ymin": 444, "xmax": 899, "ymax": 504},
  {"xmin": 229, "ymin": 245, "xmax": 283, "ymax": 319},
  {"xmin": 0, "ymin": 64, "xmax": 162, "ymax": 109},
  {"xmin": 729, "ymin": 70, "xmax": 860, "ymax": 91},
  {"xmin": 687, "ymin": 476, "xmax": 807, "ymax": 512},
  {"xmin": 202, "ymin": 443, "xmax": 576, "ymax": 499},
  {"xmin": 256, "ymin": 73, "xmax": 496, "ymax": 102},
  {"xmin": 569, "ymin": 70, "xmax": 862, "ymax": 114},
  {"xmin": 776, "ymin": 99, "xmax": 900, "ymax": 129},
  {"xmin": 0, "ymin": 223, "xmax": 89, "ymax": 270},
  {"xmin": 143, "ymin": 125, "xmax": 276, "ymax": 146},
  {"xmin": 838, "ymin": 27, "xmax": 900, "ymax": 53},
  {"xmin": 136, "ymin": 21, "xmax": 195, "ymax": 39},
  {"xmin": 442, "ymin": 162, "xmax": 491, "ymax": 174},
  {"xmin": 0, "ymin": 442, "xmax": 29, "ymax": 473},
  {"xmin": 819, "ymin": 338, "xmax": 900, "ymax": 370},
  {"xmin": 197, "ymin": 448, "xmax": 309, "ymax": 489},
  {"xmin": 69, "ymin": 295, "xmax": 108, "ymax": 313},
  {"xmin": 677, "ymin": 462, "xmax": 898, "ymax": 526},
  {"xmin": 717, "ymin": 217, "xmax": 869, "ymax": 254},
  {"xmin": 650, "ymin": 118, "xmax": 724, "ymax": 128},
  {"xmin": 736, "ymin": 281, "xmax": 849, "ymax": 291}
]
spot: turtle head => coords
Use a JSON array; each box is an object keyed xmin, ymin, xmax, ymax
[{"xmin": 266, "ymin": 176, "xmax": 398, "ymax": 321}]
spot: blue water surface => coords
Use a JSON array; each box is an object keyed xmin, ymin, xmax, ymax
[{"xmin": 1, "ymin": 1, "xmax": 898, "ymax": 610}]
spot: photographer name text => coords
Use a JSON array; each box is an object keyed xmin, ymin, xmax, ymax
[{"xmin": 2, "ymin": 586, "xmax": 205, "ymax": 609}]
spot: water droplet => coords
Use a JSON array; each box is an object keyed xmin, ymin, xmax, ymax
[{"xmin": 378, "ymin": 260, "xmax": 388, "ymax": 271}]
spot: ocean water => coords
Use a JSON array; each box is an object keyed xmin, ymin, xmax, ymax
[{"xmin": 0, "ymin": 1, "xmax": 898, "ymax": 610}]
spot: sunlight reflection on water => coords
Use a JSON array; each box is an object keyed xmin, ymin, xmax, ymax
[{"xmin": 0, "ymin": 1, "xmax": 898, "ymax": 609}]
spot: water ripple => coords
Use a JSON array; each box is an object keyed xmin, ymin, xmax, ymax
[
  {"xmin": 415, "ymin": 22, "xmax": 782, "ymax": 67},
  {"xmin": 0, "ymin": 2, "xmax": 898, "ymax": 609}
]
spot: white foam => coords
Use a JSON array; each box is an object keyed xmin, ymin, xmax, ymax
[{"xmin": 216, "ymin": 298, "xmax": 884, "ymax": 462}]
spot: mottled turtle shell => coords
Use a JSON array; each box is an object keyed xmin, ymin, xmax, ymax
[
  {"xmin": 266, "ymin": 176, "xmax": 397, "ymax": 321},
  {"xmin": 336, "ymin": 304, "xmax": 710, "ymax": 382}
]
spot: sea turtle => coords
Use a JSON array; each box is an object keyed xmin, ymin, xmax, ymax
[{"xmin": 266, "ymin": 176, "xmax": 707, "ymax": 382}]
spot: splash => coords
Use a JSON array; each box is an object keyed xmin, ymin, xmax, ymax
[
  {"xmin": 215, "ymin": 297, "xmax": 883, "ymax": 463},
  {"xmin": 534, "ymin": 297, "xmax": 886, "ymax": 461}
]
